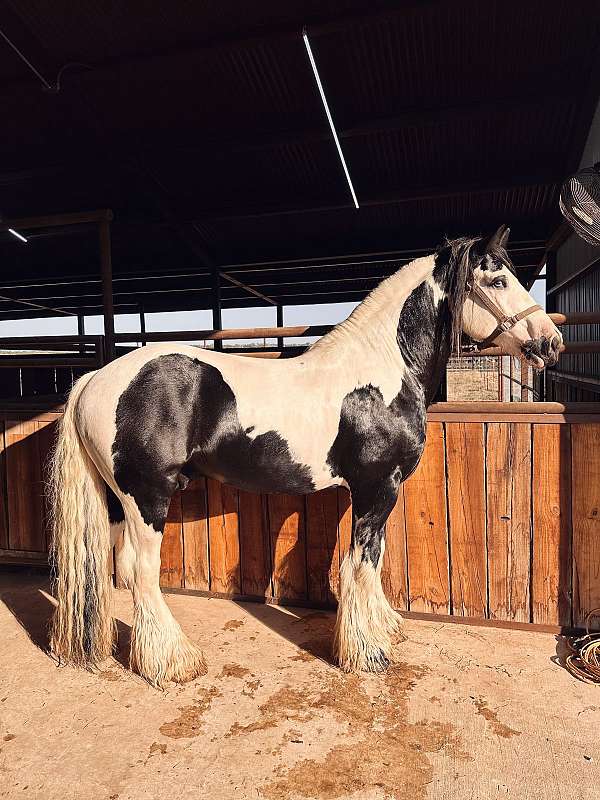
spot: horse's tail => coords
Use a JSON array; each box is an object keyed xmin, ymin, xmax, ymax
[{"xmin": 49, "ymin": 370, "xmax": 114, "ymax": 667}]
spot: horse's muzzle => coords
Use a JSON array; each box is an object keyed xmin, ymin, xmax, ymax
[{"xmin": 520, "ymin": 335, "xmax": 561, "ymax": 369}]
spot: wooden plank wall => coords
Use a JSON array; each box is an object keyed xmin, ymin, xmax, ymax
[{"xmin": 1, "ymin": 412, "xmax": 600, "ymax": 629}]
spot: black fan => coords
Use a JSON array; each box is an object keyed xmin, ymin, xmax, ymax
[{"xmin": 559, "ymin": 162, "xmax": 600, "ymax": 246}]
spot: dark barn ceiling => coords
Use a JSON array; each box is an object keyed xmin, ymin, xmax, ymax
[{"xmin": 0, "ymin": 0, "xmax": 599, "ymax": 318}]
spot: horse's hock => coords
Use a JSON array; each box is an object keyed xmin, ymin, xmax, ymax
[{"xmin": 2, "ymin": 400, "xmax": 599, "ymax": 632}]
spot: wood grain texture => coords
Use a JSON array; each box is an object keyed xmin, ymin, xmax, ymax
[
  {"xmin": 160, "ymin": 490, "xmax": 184, "ymax": 589},
  {"xmin": 404, "ymin": 422, "xmax": 450, "ymax": 613},
  {"xmin": 572, "ymin": 424, "xmax": 600, "ymax": 627},
  {"xmin": 381, "ymin": 486, "xmax": 408, "ymax": 610},
  {"xmin": 446, "ymin": 423, "xmax": 487, "ymax": 617},
  {"xmin": 182, "ymin": 479, "xmax": 210, "ymax": 591},
  {"xmin": 239, "ymin": 489, "xmax": 271, "ymax": 598},
  {"xmin": 306, "ymin": 488, "xmax": 339, "ymax": 605},
  {"xmin": 36, "ymin": 420, "xmax": 57, "ymax": 550},
  {"xmin": 207, "ymin": 479, "xmax": 240, "ymax": 595},
  {"xmin": 268, "ymin": 493, "xmax": 306, "ymax": 601},
  {"xmin": 4, "ymin": 420, "xmax": 46, "ymax": 552},
  {"xmin": 532, "ymin": 425, "xmax": 572, "ymax": 626},
  {"xmin": 486, "ymin": 423, "xmax": 532, "ymax": 622}
]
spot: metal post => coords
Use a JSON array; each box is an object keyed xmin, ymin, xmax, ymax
[
  {"xmin": 543, "ymin": 249, "xmax": 557, "ymax": 400},
  {"xmin": 211, "ymin": 268, "xmax": 222, "ymax": 351},
  {"xmin": 545, "ymin": 250, "xmax": 557, "ymax": 313},
  {"xmin": 276, "ymin": 304, "xmax": 284, "ymax": 352},
  {"xmin": 139, "ymin": 303, "xmax": 146, "ymax": 346},
  {"xmin": 77, "ymin": 314, "xmax": 85, "ymax": 354},
  {"xmin": 99, "ymin": 220, "xmax": 115, "ymax": 362}
]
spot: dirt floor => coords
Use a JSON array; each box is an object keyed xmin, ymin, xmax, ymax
[{"xmin": 1, "ymin": 571, "xmax": 599, "ymax": 800}]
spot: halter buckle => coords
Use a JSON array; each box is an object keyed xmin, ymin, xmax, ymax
[{"xmin": 498, "ymin": 318, "xmax": 515, "ymax": 333}]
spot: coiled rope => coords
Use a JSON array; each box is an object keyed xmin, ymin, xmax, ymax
[{"xmin": 565, "ymin": 610, "xmax": 600, "ymax": 684}]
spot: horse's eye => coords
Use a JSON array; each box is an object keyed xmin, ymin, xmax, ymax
[{"xmin": 491, "ymin": 278, "xmax": 506, "ymax": 289}]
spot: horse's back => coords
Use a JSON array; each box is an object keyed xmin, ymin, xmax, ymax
[{"xmin": 73, "ymin": 344, "xmax": 333, "ymax": 501}]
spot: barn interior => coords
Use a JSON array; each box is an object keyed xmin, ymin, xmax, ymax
[{"xmin": 1, "ymin": 3, "xmax": 600, "ymax": 799}]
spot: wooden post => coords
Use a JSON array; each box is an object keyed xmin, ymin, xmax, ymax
[
  {"xmin": 99, "ymin": 220, "xmax": 115, "ymax": 362},
  {"xmin": 211, "ymin": 268, "xmax": 222, "ymax": 351},
  {"xmin": 276, "ymin": 304, "xmax": 284, "ymax": 352},
  {"xmin": 498, "ymin": 356, "xmax": 503, "ymax": 401},
  {"xmin": 139, "ymin": 303, "xmax": 146, "ymax": 347},
  {"xmin": 520, "ymin": 361, "xmax": 529, "ymax": 402}
]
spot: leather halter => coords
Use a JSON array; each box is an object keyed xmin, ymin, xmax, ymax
[{"xmin": 469, "ymin": 282, "xmax": 542, "ymax": 350}]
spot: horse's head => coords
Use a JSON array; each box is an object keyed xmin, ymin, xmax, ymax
[{"xmin": 459, "ymin": 226, "xmax": 562, "ymax": 369}]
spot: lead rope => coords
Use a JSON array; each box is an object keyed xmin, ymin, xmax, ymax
[{"xmin": 565, "ymin": 609, "xmax": 600, "ymax": 684}]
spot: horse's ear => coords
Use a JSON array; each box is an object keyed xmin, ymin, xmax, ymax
[
  {"xmin": 484, "ymin": 225, "xmax": 508, "ymax": 253},
  {"xmin": 499, "ymin": 226, "xmax": 510, "ymax": 249}
]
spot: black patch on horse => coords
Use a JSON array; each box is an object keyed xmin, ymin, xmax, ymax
[
  {"xmin": 112, "ymin": 354, "xmax": 314, "ymax": 531},
  {"xmin": 107, "ymin": 486, "xmax": 125, "ymax": 525},
  {"xmin": 326, "ymin": 273, "xmax": 453, "ymax": 566},
  {"xmin": 397, "ymin": 282, "xmax": 451, "ymax": 405},
  {"xmin": 326, "ymin": 384, "xmax": 425, "ymax": 565}
]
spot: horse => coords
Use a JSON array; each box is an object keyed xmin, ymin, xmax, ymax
[{"xmin": 48, "ymin": 225, "xmax": 561, "ymax": 686}]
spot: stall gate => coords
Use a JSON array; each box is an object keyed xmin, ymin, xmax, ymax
[{"xmin": 1, "ymin": 404, "xmax": 599, "ymax": 631}]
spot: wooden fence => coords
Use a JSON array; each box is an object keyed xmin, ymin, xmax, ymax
[{"xmin": 1, "ymin": 403, "xmax": 599, "ymax": 630}]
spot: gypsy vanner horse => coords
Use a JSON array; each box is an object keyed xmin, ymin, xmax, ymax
[{"xmin": 49, "ymin": 226, "xmax": 561, "ymax": 686}]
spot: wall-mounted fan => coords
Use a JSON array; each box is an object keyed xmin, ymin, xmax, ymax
[{"xmin": 559, "ymin": 162, "xmax": 600, "ymax": 246}]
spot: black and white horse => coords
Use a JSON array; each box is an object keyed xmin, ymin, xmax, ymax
[{"xmin": 49, "ymin": 226, "xmax": 561, "ymax": 686}]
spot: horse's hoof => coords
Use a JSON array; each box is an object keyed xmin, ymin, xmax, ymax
[{"xmin": 365, "ymin": 648, "xmax": 390, "ymax": 673}]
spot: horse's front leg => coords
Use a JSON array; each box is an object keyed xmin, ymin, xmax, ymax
[
  {"xmin": 334, "ymin": 477, "xmax": 403, "ymax": 672},
  {"xmin": 122, "ymin": 500, "xmax": 207, "ymax": 687}
]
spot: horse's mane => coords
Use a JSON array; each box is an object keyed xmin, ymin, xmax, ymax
[
  {"xmin": 440, "ymin": 236, "xmax": 514, "ymax": 353},
  {"xmin": 310, "ymin": 233, "xmax": 514, "ymax": 355}
]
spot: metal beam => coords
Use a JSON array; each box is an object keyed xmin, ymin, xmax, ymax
[
  {"xmin": 137, "ymin": 162, "xmax": 278, "ymax": 307},
  {"xmin": 1, "ymin": 209, "xmax": 113, "ymax": 231},
  {"xmin": 0, "ymin": 90, "xmax": 574, "ymax": 179},
  {"xmin": 193, "ymin": 170, "xmax": 563, "ymax": 223},
  {"xmin": 0, "ymin": 1, "xmax": 457, "ymax": 95}
]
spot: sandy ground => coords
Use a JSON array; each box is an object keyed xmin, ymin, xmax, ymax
[{"xmin": 1, "ymin": 571, "xmax": 599, "ymax": 800}]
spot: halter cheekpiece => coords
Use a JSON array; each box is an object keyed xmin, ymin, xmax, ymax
[{"xmin": 468, "ymin": 282, "xmax": 542, "ymax": 350}]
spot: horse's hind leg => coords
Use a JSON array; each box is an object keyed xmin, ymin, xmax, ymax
[
  {"xmin": 334, "ymin": 479, "xmax": 403, "ymax": 672},
  {"xmin": 108, "ymin": 487, "xmax": 134, "ymax": 588},
  {"xmin": 122, "ymin": 500, "xmax": 206, "ymax": 686}
]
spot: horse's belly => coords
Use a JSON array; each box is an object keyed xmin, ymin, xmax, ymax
[{"xmin": 187, "ymin": 431, "xmax": 338, "ymax": 496}]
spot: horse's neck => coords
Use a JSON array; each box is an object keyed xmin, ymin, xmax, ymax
[
  {"xmin": 309, "ymin": 252, "xmax": 452, "ymax": 403},
  {"xmin": 312, "ymin": 254, "xmax": 437, "ymax": 355}
]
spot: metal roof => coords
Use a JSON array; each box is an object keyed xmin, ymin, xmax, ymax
[{"xmin": 0, "ymin": 0, "xmax": 599, "ymax": 318}]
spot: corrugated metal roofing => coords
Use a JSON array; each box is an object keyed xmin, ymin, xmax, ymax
[{"xmin": 0, "ymin": 0, "xmax": 598, "ymax": 315}]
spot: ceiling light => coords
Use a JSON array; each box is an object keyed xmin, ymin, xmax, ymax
[
  {"xmin": 302, "ymin": 28, "xmax": 359, "ymax": 209},
  {"xmin": 8, "ymin": 228, "xmax": 28, "ymax": 243}
]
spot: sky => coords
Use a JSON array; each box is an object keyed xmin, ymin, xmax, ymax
[
  {"xmin": 0, "ymin": 280, "xmax": 546, "ymax": 340},
  {"xmin": 0, "ymin": 300, "xmax": 361, "ymax": 341}
]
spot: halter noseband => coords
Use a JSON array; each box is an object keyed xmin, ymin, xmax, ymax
[{"xmin": 468, "ymin": 282, "xmax": 542, "ymax": 350}]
